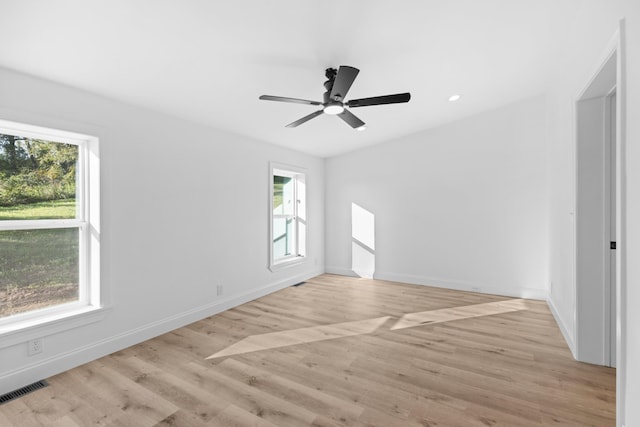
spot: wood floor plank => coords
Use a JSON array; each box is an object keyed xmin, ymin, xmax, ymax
[
  {"xmin": 185, "ymin": 361, "xmax": 321, "ymax": 426},
  {"xmin": 0, "ymin": 274, "xmax": 616, "ymax": 426},
  {"xmin": 209, "ymin": 404, "xmax": 281, "ymax": 427},
  {"xmin": 20, "ymin": 379, "xmax": 107, "ymax": 426},
  {"xmin": 0, "ymin": 399, "xmax": 45, "ymax": 426},
  {"xmin": 99, "ymin": 354, "xmax": 230, "ymax": 422},
  {"xmin": 48, "ymin": 415, "xmax": 84, "ymax": 427},
  {"xmin": 236, "ymin": 350, "xmax": 421, "ymax": 424},
  {"xmin": 152, "ymin": 410, "xmax": 211, "ymax": 427},
  {"xmin": 217, "ymin": 357, "xmax": 364, "ymax": 423}
]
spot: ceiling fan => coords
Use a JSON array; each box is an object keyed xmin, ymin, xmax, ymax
[{"xmin": 259, "ymin": 66, "xmax": 411, "ymax": 129}]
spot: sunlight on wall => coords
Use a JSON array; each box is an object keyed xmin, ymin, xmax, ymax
[{"xmin": 352, "ymin": 203, "xmax": 375, "ymax": 278}]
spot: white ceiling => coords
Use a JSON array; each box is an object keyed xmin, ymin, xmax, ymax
[{"xmin": 0, "ymin": 0, "xmax": 602, "ymax": 157}]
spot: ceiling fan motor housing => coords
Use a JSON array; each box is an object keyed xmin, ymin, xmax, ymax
[{"xmin": 324, "ymin": 68, "xmax": 339, "ymax": 103}]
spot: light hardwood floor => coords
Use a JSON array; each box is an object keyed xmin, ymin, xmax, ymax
[{"xmin": 0, "ymin": 274, "xmax": 615, "ymax": 426}]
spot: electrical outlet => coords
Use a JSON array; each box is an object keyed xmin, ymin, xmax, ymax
[
  {"xmin": 216, "ymin": 285, "xmax": 223, "ymax": 296},
  {"xmin": 28, "ymin": 338, "xmax": 43, "ymax": 356}
]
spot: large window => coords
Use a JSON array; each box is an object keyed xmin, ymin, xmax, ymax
[
  {"xmin": 0, "ymin": 120, "xmax": 100, "ymax": 334},
  {"xmin": 270, "ymin": 164, "xmax": 306, "ymax": 270}
]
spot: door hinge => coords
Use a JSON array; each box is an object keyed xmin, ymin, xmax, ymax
[{"xmin": 610, "ymin": 241, "xmax": 617, "ymax": 250}]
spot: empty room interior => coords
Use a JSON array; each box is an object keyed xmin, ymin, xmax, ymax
[{"xmin": 0, "ymin": 1, "xmax": 639, "ymax": 426}]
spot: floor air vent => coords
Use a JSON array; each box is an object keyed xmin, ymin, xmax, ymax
[
  {"xmin": 0, "ymin": 380, "xmax": 48, "ymax": 405},
  {"xmin": 292, "ymin": 281, "xmax": 306, "ymax": 287}
]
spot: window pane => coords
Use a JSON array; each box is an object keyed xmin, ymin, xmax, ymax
[
  {"xmin": 273, "ymin": 175, "xmax": 293, "ymax": 215},
  {"xmin": 0, "ymin": 134, "xmax": 78, "ymax": 220},
  {"xmin": 273, "ymin": 217, "xmax": 295, "ymax": 260},
  {"xmin": 0, "ymin": 228, "xmax": 79, "ymax": 318}
]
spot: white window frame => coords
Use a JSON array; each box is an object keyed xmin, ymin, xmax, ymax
[
  {"xmin": 269, "ymin": 162, "xmax": 306, "ymax": 271},
  {"xmin": 0, "ymin": 119, "xmax": 103, "ymax": 344}
]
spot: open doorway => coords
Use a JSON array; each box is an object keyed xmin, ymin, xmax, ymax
[{"xmin": 575, "ymin": 51, "xmax": 617, "ymax": 367}]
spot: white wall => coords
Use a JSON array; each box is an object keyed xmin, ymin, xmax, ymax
[
  {"xmin": 0, "ymin": 67, "xmax": 324, "ymax": 395},
  {"xmin": 546, "ymin": 87, "xmax": 578, "ymax": 352},
  {"xmin": 326, "ymin": 96, "xmax": 548, "ymax": 299},
  {"xmin": 545, "ymin": 1, "xmax": 640, "ymax": 425}
]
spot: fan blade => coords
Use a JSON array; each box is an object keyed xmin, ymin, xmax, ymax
[
  {"xmin": 347, "ymin": 92, "xmax": 411, "ymax": 108},
  {"xmin": 337, "ymin": 109, "xmax": 365, "ymax": 129},
  {"xmin": 285, "ymin": 110, "xmax": 324, "ymax": 128},
  {"xmin": 329, "ymin": 66, "xmax": 360, "ymax": 101},
  {"xmin": 259, "ymin": 95, "xmax": 322, "ymax": 106}
]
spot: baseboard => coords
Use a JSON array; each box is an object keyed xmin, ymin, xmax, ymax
[
  {"xmin": 0, "ymin": 268, "xmax": 324, "ymax": 396},
  {"xmin": 373, "ymin": 271, "xmax": 548, "ymax": 301},
  {"xmin": 324, "ymin": 266, "xmax": 358, "ymax": 277},
  {"xmin": 547, "ymin": 295, "xmax": 576, "ymax": 357},
  {"xmin": 324, "ymin": 268, "xmax": 547, "ymax": 300}
]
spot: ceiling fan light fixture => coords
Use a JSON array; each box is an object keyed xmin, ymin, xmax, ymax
[
  {"xmin": 448, "ymin": 94, "xmax": 461, "ymax": 102},
  {"xmin": 323, "ymin": 103, "xmax": 345, "ymax": 115},
  {"xmin": 356, "ymin": 125, "xmax": 367, "ymax": 131}
]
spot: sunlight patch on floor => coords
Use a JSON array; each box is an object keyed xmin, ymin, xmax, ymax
[
  {"xmin": 206, "ymin": 316, "xmax": 390, "ymax": 359},
  {"xmin": 391, "ymin": 299, "xmax": 530, "ymax": 330},
  {"xmin": 206, "ymin": 299, "xmax": 531, "ymax": 359}
]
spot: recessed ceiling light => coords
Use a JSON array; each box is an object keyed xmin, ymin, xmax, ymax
[
  {"xmin": 356, "ymin": 125, "xmax": 367, "ymax": 131},
  {"xmin": 448, "ymin": 94, "xmax": 461, "ymax": 102}
]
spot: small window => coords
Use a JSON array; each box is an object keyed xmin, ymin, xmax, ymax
[
  {"xmin": 270, "ymin": 164, "xmax": 306, "ymax": 270},
  {"xmin": 0, "ymin": 120, "xmax": 100, "ymax": 333}
]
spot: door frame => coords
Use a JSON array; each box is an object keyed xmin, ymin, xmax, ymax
[{"xmin": 573, "ymin": 22, "xmax": 626, "ymax": 426}]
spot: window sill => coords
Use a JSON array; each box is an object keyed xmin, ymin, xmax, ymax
[
  {"xmin": 0, "ymin": 305, "xmax": 110, "ymax": 349},
  {"xmin": 269, "ymin": 256, "xmax": 306, "ymax": 272}
]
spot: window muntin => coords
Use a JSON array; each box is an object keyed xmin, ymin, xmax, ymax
[
  {"xmin": 270, "ymin": 165, "xmax": 306, "ymax": 269},
  {"xmin": 0, "ymin": 121, "xmax": 98, "ymax": 329}
]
